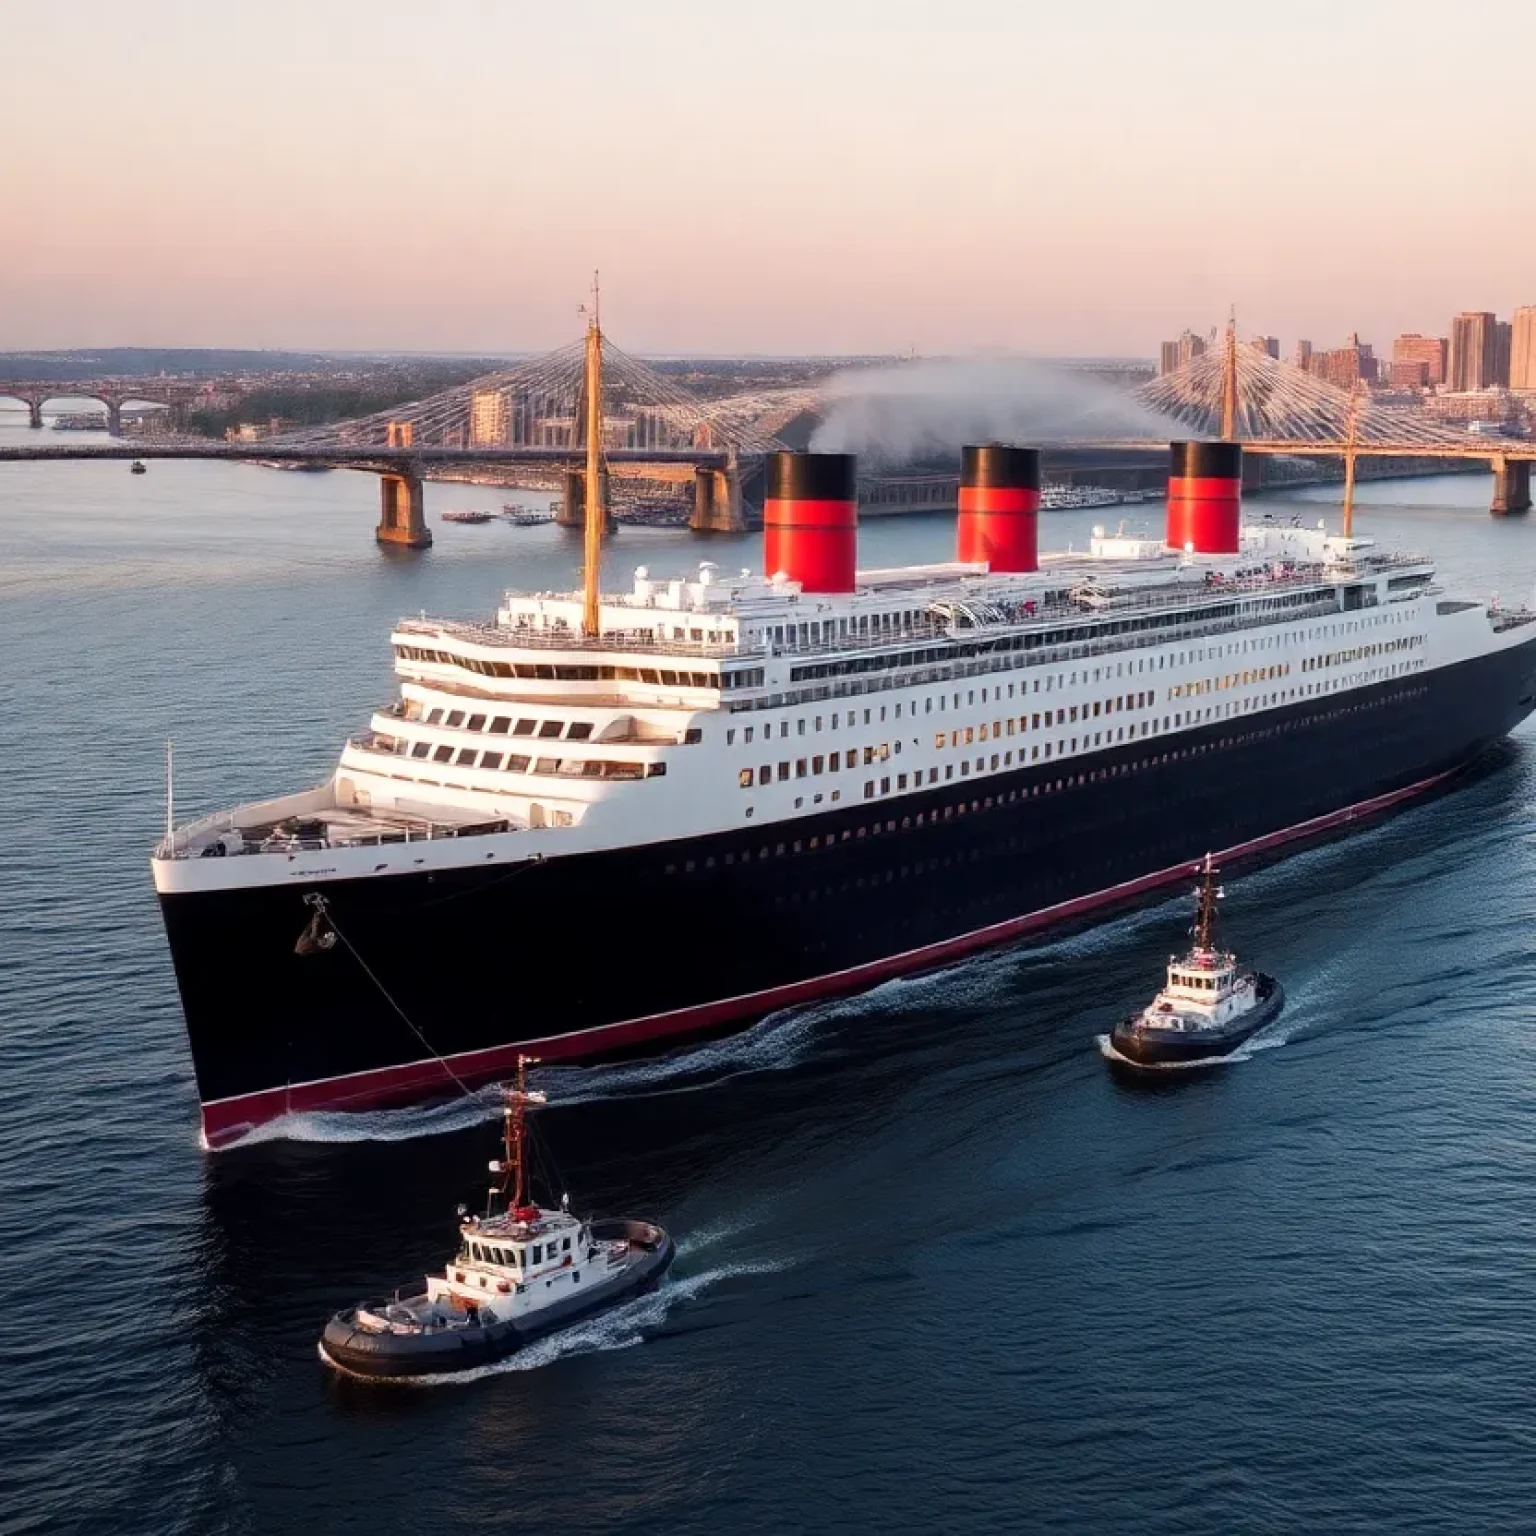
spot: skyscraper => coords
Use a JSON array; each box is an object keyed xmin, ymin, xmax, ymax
[
  {"xmin": 469, "ymin": 390, "xmax": 508, "ymax": 447},
  {"xmin": 1294, "ymin": 340, "xmax": 1313, "ymax": 370},
  {"xmin": 1512, "ymin": 307, "xmax": 1536, "ymax": 392},
  {"xmin": 1159, "ymin": 341, "xmax": 1180, "ymax": 376},
  {"xmin": 1493, "ymin": 321, "xmax": 1512, "ymax": 388},
  {"xmin": 1392, "ymin": 333, "xmax": 1448, "ymax": 386},
  {"xmin": 1449, "ymin": 312, "xmax": 1497, "ymax": 392},
  {"xmin": 1318, "ymin": 333, "xmax": 1375, "ymax": 388},
  {"xmin": 1250, "ymin": 336, "xmax": 1280, "ymax": 359}
]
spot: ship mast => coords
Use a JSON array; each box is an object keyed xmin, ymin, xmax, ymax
[
  {"xmin": 1194, "ymin": 854, "xmax": 1220, "ymax": 952},
  {"xmin": 581, "ymin": 273, "xmax": 605, "ymax": 638}
]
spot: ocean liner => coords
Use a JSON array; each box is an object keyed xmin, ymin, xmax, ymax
[{"xmin": 154, "ymin": 432, "xmax": 1536, "ymax": 1146}]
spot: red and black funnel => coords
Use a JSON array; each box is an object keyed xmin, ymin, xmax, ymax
[
  {"xmin": 958, "ymin": 445, "xmax": 1040, "ymax": 572},
  {"xmin": 1166, "ymin": 442, "xmax": 1241, "ymax": 554},
  {"xmin": 764, "ymin": 452, "xmax": 858, "ymax": 593}
]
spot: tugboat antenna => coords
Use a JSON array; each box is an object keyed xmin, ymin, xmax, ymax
[{"xmin": 165, "ymin": 738, "xmax": 174, "ymax": 852}]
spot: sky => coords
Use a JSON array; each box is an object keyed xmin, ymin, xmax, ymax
[{"xmin": 2, "ymin": 0, "xmax": 1533, "ymax": 357}]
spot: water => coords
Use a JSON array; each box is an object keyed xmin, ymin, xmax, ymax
[{"xmin": 6, "ymin": 413, "xmax": 1536, "ymax": 1534}]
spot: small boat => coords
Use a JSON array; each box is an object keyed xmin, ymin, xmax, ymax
[
  {"xmin": 319, "ymin": 1057, "xmax": 675, "ymax": 1381},
  {"xmin": 440, "ymin": 509, "xmax": 495, "ymax": 525},
  {"xmin": 129, "ymin": 460, "xmax": 147, "ymax": 475},
  {"xmin": 1105, "ymin": 855, "xmax": 1283, "ymax": 1067},
  {"xmin": 505, "ymin": 508, "xmax": 555, "ymax": 526}
]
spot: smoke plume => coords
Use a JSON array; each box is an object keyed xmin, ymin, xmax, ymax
[{"xmin": 809, "ymin": 357, "xmax": 1181, "ymax": 470}]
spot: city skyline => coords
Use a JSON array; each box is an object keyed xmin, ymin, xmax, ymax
[{"xmin": 3, "ymin": 0, "xmax": 1534, "ymax": 356}]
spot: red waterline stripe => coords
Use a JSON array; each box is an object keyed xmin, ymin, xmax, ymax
[{"xmin": 201, "ymin": 768, "xmax": 1453, "ymax": 1147}]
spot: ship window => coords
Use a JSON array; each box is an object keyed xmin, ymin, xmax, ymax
[
  {"xmin": 411, "ymin": 742, "xmax": 430, "ymax": 758},
  {"xmin": 433, "ymin": 745, "xmax": 453, "ymax": 763},
  {"xmin": 564, "ymin": 1237, "xmax": 572, "ymax": 1252},
  {"xmin": 507, "ymin": 754, "xmax": 530, "ymax": 772},
  {"xmin": 538, "ymin": 721, "xmax": 562, "ymax": 739},
  {"xmin": 426, "ymin": 709, "xmax": 444, "ymax": 725},
  {"xmin": 489, "ymin": 717, "xmax": 510, "ymax": 734},
  {"xmin": 446, "ymin": 711, "xmax": 466, "ymax": 728},
  {"xmin": 566, "ymin": 723, "xmax": 594, "ymax": 741},
  {"xmin": 532, "ymin": 1245, "xmax": 542, "ymax": 1263},
  {"xmin": 467, "ymin": 714, "xmax": 487, "ymax": 732},
  {"xmin": 740, "ymin": 769, "xmax": 753, "ymax": 788},
  {"xmin": 456, "ymin": 749, "xmax": 477, "ymax": 766},
  {"xmin": 513, "ymin": 720, "xmax": 535, "ymax": 737},
  {"xmin": 482, "ymin": 753, "xmax": 504, "ymax": 771}
]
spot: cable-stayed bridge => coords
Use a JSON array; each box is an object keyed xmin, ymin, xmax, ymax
[{"xmin": 3, "ymin": 320, "xmax": 1531, "ymax": 542}]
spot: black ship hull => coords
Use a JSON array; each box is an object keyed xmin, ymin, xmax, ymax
[
  {"xmin": 1108, "ymin": 975, "xmax": 1285, "ymax": 1066},
  {"xmin": 159, "ymin": 636, "xmax": 1536, "ymax": 1146}
]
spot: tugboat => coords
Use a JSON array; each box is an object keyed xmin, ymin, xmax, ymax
[
  {"xmin": 440, "ymin": 509, "xmax": 495, "ymax": 525},
  {"xmin": 319, "ymin": 1057, "xmax": 675, "ymax": 1381},
  {"xmin": 129, "ymin": 460, "xmax": 147, "ymax": 475},
  {"xmin": 1105, "ymin": 855, "xmax": 1283, "ymax": 1067}
]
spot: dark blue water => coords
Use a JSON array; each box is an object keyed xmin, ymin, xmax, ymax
[{"xmin": 7, "ymin": 420, "xmax": 1536, "ymax": 1535}]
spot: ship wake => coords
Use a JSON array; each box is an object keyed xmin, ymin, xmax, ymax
[
  {"xmin": 215, "ymin": 1007, "xmax": 824, "ymax": 1149},
  {"xmin": 321, "ymin": 1253, "xmax": 790, "ymax": 1387}
]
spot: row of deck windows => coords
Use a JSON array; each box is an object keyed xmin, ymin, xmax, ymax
[
  {"xmin": 396, "ymin": 644, "xmax": 722, "ymax": 690},
  {"xmin": 743, "ymin": 658, "xmax": 1424, "ymax": 800},
  {"xmin": 672, "ymin": 678, "xmax": 1433, "ymax": 875},
  {"xmin": 404, "ymin": 704, "xmax": 594, "ymax": 742},
  {"xmin": 733, "ymin": 602, "xmax": 1424, "ymax": 717},
  {"xmin": 1302, "ymin": 635, "xmax": 1421, "ymax": 673},
  {"xmin": 370, "ymin": 737, "xmax": 663, "ymax": 780}
]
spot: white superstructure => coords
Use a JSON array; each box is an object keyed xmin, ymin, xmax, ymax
[{"xmin": 153, "ymin": 518, "xmax": 1531, "ymax": 896}]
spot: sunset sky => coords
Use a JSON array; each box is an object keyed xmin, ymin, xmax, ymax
[{"xmin": 4, "ymin": 0, "xmax": 1533, "ymax": 357}]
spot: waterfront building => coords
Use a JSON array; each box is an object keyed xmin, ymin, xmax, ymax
[
  {"xmin": 1159, "ymin": 341, "xmax": 1180, "ymax": 376},
  {"xmin": 1250, "ymin": 337, "xmax": 1281, "ymax": 359},
  {"xmin": 1318, "ymin": 334, "xmax": 1375, "ymax": 389},
  {"xmin": 1449, "ymin": 312, "xmax": 1498, "ymax": 392},
  {"xmin": 1512, "ymin": 307, "xmax": 1536, "ymax": 392},
  {"xmin": 1176, "ymin": 331, "xmax": 1206, "ymax": 370},
  {"xmin": 1389, "ymin": 360, "xmax": 1430, "ymax": 389},
  {"xmin": 1493, "ymin": 321, "xmax": 1512, "ymax": 389},
  {"xmin": 1294, "ymin": 340, "xmax": 1313, "ymax": 370},
  {"xmin": 1392, "ymin": 334, "xmax": 1447, "ymax": 387}
]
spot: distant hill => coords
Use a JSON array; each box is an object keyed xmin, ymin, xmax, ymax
[{"xmin": 0, "ymin": 348, "xmax": 513, "ymax": 381}]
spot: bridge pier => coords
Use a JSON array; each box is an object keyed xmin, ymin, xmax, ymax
[
  {"xmin": 557, "ymin": 467, "xmax": 612, "ymax": 533},
  {"xmin": 104, "ymin": 400, "xmax": 124, "ymax": 437},
  {"xmin": 376, "ymin": 471, "xmax": 432, "ymax": 549},
  {"xmin": 690, "ymin": 465, "xmax": 745, "ymax": 533},
  {"xmin": 26, "ymin": 398, "xmax": 43, "ymax": 429},
  {"xmin": 1491, "ymin": 457, "xmax": 1531, "ymax": 517}
]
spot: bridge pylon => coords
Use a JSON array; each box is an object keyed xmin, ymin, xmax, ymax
[
  {"xmin": 1492, "ymin": 457, "xmax": 1532, "ymax": 517},
  {"xmin": 376, "ymin": 468, "xmax": 432, "ymax": 549}
]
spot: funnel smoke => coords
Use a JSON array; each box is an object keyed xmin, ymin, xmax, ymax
[{"xmin": 809, "ymin": 357, "xmax": 1182, "ymax": 470}]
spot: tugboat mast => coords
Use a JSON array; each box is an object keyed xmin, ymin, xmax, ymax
[
  {"xmin": 1194, "ymin": 854, "xmax": 1221, "ymax": 952},
  {"xmin": 491, "ymin": 1054, "xmax": 545, "ymax": 1219}
]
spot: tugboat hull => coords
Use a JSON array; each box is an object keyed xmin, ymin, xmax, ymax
[
  {"xmin": 319, "ymin": 1220, "xmax": 674, "ymax": 1381},
  {"xmin": 1109, "ymin": 976, "xmax": 1285, "ymax": 1067}
]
